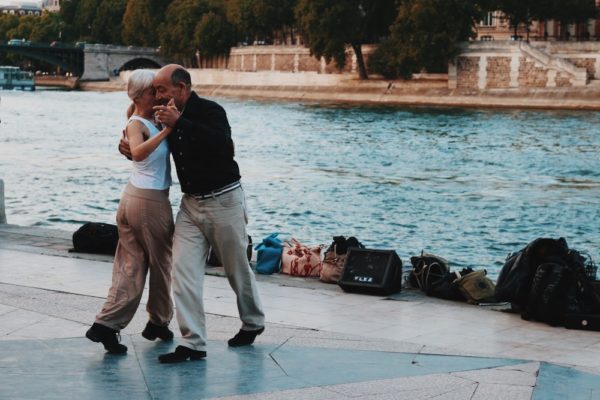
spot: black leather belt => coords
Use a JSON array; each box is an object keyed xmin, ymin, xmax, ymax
[{"xmin": 192, "ymin": 181, "xmax": 241, "ymax": 200}]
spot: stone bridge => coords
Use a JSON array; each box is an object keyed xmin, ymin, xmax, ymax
[
  {"xmin": 0, "ymin": 42, "xmax": 169, "ymax": 80},
  {"xmin": 81, "ymin": 44, "xmax": 169, "ymax": 81}
]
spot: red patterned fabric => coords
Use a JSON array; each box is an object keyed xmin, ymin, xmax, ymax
[{"xmin": 281, "ymin": 239, "xmax": 323, "ymax": 277}]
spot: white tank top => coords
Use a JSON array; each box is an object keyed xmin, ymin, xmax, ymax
[{"xmin": 127, "ymin": 116, "xmax": 171, "ymax": 190}]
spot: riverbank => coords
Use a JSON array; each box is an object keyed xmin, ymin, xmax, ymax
[
  {"xmin": 78, "ymin": 69, "xmax": 600, "ymax": 111},
  {"xmin": 34, "ymin": 75, "xmax": 80, "ymax": 90},
  {"xmin": 1, "ymin": 222, "xmax": 600, "ymax": 399}
]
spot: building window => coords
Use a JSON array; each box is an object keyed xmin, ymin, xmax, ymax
[{"xmin": 480, "ymin": 12, "xmax": 495, "ymax": 27}]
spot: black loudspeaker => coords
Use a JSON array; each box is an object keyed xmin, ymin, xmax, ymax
[
  {"xmin": 565, "ymin": 314, "xmax": 600, "ymax": 332},
  {"xmin": 338, "ymin": 248, "xmax": 403, "ymax": 295}
]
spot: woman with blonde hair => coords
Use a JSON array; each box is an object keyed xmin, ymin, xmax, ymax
[{"xmin": 86, "ymin": 69, "xmax": 175, "ymax": 354}]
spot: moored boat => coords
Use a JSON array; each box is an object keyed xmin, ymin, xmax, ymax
[{"xmin": 0, "ymin": 66, "xmax": 35, "ymax": 91}]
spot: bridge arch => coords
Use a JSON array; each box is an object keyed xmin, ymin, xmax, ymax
[
  {"xmin": 0, "ymin": 43, "xmax": 83, "ymax": 75},
  {"xmin": 119, "ymin": 57, "xmax": 162, "ymax": 72},
  {"xmin": 0, "ymin": 43, "xmax": 170, "ymax": 80},
  {"xmin": 81, "ymin": 44, "xmax": 168, "ymax": 81}
]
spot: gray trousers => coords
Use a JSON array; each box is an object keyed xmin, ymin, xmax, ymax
[
  {"xmin": 96, "ymin": 182, "xmax": 174, "ymax": 330},
  {"xmin": 172, "ymin": 186, "xmax": 265, "ymax": 351}
]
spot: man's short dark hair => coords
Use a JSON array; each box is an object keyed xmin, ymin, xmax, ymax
[{"xmin": 171, "ymin": 68, "xmax": 191, "ymax": 88}]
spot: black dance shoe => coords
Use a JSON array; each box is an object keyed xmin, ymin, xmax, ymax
[
  {"xmin": 141, "ymin": 321, "xmax": 174, "ymax": 341},
  {"xmin": 227, "ymin": 327, "xmax": 265, "ymax": 347},
  {"xmin": 158, "ymin": 346, "xmax": 207, "ymax": 364},
  {"xmin": 86, "ymin": 323, "xmax": 127, "ymax": 354}
]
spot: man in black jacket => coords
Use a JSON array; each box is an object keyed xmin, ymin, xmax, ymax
[{"xmin": 121, "ymin": 65, "xmax": 265, "ymax": 363}]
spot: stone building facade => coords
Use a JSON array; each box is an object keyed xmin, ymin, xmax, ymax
[{"xmin": 476, "ymin": 2, "xmax": 600, "ymax": 41}]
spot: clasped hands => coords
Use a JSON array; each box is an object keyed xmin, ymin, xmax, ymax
[{"xmin": 153, "ymin": 98, "xmax": 179, "ymax": 127}]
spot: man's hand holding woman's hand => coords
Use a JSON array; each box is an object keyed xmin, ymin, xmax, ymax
[
  {"xmin": 154, "ymin": 99, "xmax": 180, "ymax": 128},
  {"xmin": 119, "ymin": 129, "xmax": 132, "ymax": 160}
]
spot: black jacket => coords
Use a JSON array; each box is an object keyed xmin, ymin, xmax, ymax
[{"xmin": 169, "ymin": 92, "xmax": 240, "ymax": 194}]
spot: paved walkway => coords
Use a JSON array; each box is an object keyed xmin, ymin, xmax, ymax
[{"xmin": 1, "ymin": 224, "xmax": 599, "ymax": 399}]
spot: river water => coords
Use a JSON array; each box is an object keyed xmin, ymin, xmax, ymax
[{"xmin": 1, "ymin": 89, "xmax": 599, "ymax": 277}]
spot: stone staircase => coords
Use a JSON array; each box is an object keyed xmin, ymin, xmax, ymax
[
  {"xmin": 587, "ymin": 79, "xmax": 600, "ymax": 87},
  {"xmin": 518, "ymin": 41, "xmax": 588, "ymax": 86}
]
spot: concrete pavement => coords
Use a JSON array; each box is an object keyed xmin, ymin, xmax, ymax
[{"xmin": 1, "ymin": 223, "xmax": 599, "ymax": 399}]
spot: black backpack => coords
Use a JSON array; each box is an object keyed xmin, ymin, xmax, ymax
[
  {"xmin": 409, "ymin": 253, "xmax": 465, "ymax": 301},
  {"xmin": 522, "ymin": 251, "xmax": 600, "ymax": 326},
  {"xmin": 495, "ymin": 237, "xmax": 570, "ymax": 310},
  {"xmin": 325, "ymin": 236, "xmax": 365, "ymax": 255},
  {"xmin": 72, "ymin": 222, "xmax": 119, "ymax": 255}
]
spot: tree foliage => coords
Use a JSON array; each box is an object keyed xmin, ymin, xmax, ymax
[
  {"xmin": 546, "ymin": 0, "xmax": 598, "ymax": 38},
  {"xmin": 57, "ymin": 0, "xmax": 78, "ymax": 42},
  {"xmin": 6, "ymin": 15, "xmax": 37, "ymax": 41},
  {"xmin": 495, "ymin": 0, "xmax": 596, "ymax": 39},
  {"xmin": 494, "ymin": 0, "xmax": 550, "ymax": 37},
  {"xmin": 122, "ymin": 0, "xmax": 170, "ymax": 46},
  {"xmin": 92, "ymin": 0, "xmax": 128, "ymax": 44},
  {"xmin": 71, "ymin": 0, "xmax": 101, "ymax": 41},
  {"xmin": 194, "ymin": 11, "xmax": 235, "ymax": 58},
  {"xmin": 227, "ymin": 0, "xmax": 296, "ymax": 44},
  {"xmin": 370, "ymin": 0, "xmax": 488, "ymax": 79},
  {"xmin": 0, "ymin": 14, "xmax": 20, "ymax": 40},
  {"xmin": 1, "ymin": 0, "xmax": 598, "ymax": 78},
  {"xmin": 295, "ymin": 0, "xmax": 397, "ymax": 79},
  {"xmin": 29, "ymin": 11, "xmax": 62, "ymax": 43},
  {"xmin": 159, "ymin": 0, "xmax": 217, "ymax": 64}
]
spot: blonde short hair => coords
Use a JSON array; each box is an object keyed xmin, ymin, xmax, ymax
[{"xmin": 127, "ymin": 69, "xmax": 155, "ymax": 101}]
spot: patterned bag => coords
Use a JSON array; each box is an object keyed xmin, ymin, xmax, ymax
[
  {"xmin": 281, "ymin": 239, "xmax": 322, "ymax": 277},
  {"xmin": 320, "ymin": 236, "xmax": 365, "ymax": 283},
  {"xmin": 320, "ymin": 249, "xmax": 347, "ymax": 283}
]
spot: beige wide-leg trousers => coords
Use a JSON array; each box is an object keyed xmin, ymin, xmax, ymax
[
  {"xmin": 96, "ymin": 182, "xmax": 174, "ymax": 331},
  {"xmin": 172, "ymin": 186, "xmax": 265, "ymax": 351}
]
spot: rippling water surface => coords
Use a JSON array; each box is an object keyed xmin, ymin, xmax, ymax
[{"xmin": 1, "ymin": 90, "xmax": 599, "ymax": 277}]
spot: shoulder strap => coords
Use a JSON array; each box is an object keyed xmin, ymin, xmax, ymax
[{"xmin": 128, "ymin": 115, "xmax": 158, "ymax": 132}]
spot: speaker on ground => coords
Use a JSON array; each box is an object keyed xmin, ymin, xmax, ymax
[{"xmin": 338, "ymin": 248, "xmax": 403, "ymax": 295}]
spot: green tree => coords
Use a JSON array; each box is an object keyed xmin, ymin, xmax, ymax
[
  {"xmin": 495, "ymin": 0, "xmax": 551, "ymax": 39},
  {"xmin": 91, "ymin": 0, "xmax": 127, "ymax": 44},
  {"xmin": 122, "ymin": 0, "xmax": 171, "ymax": 46},
  {"xmin": 73, "ymin": 0, "xmax": 101, "ymax": 41},
  {"xmin": 226, "ymin": 0, "xmax": 255, "ymax": 43},
  {"xmin": 194, "ymin": 11, "xmax": 235, "ymax": 59},
  {"xmin": 58, "ymin": 0, "xmax": 79, "ymax": 41},
  {"xmin": 295, "ymin": 0, "xmax": 397, "ymax": 79},
  {"xmin": 159, "ymin": 0, "xmax": 214, "ymax": 64},
  {"xmin": 29, "ymin": 11, "xmax": 63, "ymax": 43},
  {"xmin": 370, "ymin": 0, "xmax": 488, "ymax": 79},
  {"xmin": 0, "ymin": 14, "xmax": 20, "ymax": 41},
  {"xmin": 6, "ymin": 15, "xmax": 37, "ymax": 41},
  {"xmin": 227, "ymin": 0, "xmax": 297, "ymax": 44},
  {"xmin": 546, "ymin": 0, "xmax": 597, "ymax": 39}
]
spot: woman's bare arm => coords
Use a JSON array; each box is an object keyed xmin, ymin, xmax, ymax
[{"xmin": 126, "ymin": 120, "xmax": 172, "ymax": 162}]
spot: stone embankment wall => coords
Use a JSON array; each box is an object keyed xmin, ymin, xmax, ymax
[
  {"xmin": 227, "ymin": 45, "xmax": 376, "ymax": 75},
  {"xmin": 449, "ymin": 41, "xmax": 600, "ymax": 89},
  {"xmin": 110, "ymin": 43, "xmax": 600, "ymax": 110}
]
